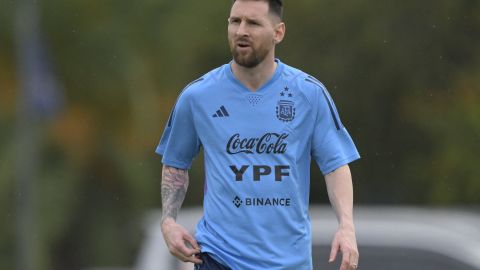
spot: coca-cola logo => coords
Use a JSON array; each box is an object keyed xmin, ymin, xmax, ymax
[{"xmin": 226, "ymin": 133, "xmax": 288, "ymax": 154}]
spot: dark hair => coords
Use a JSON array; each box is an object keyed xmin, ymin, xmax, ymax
[{"xmin": 232, "ymin": 0, "xmax": 284, "ymax": 20}]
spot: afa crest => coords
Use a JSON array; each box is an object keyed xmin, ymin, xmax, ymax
[{"xmin": 276, "ymin": 100, "xmax": 295, "ymax": 122}]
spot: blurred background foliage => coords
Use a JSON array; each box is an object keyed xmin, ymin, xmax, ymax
[{"xmin": 0, "ymin": 0, "xmax": 479, "ymax": 269}]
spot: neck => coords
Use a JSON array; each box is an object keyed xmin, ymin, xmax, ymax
[{"xmin": 231, "ymin": 55, "xmax": 277, "ymax": 92}]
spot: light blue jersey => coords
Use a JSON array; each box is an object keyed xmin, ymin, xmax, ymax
[{"xmin": 156, "ymin": 59, "xmax": 360, "ymax": 270}]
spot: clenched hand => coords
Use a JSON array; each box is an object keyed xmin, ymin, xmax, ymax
[{"xmin": 161, "ymin": 218, "xmax": 203, "ymax": 264}]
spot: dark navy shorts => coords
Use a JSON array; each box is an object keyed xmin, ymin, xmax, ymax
[{"xmin": 194, "ymin": 253, "xmax": 231, "ymax": 270}]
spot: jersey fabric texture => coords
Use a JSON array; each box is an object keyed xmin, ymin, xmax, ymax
[{"xmin": 156, "ymin": 59, "xmax": 360, "ymax": 270}]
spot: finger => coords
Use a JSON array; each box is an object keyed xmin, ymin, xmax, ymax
[
  {"xmin": 349, "ymin": 251, "xmax": 359, "ymax": 269},
  {"xmin": 183, "ymin": 240, "xmax": 201, "ymax": 255},
  {"xmin": 184, "ymin": 232, "xmax": 201, "ymax": 250},
  {"xmin": 329, "ymin": 241, "xmax": 339, "ymax": 262},
  {"xmin": 178, "ymin": 243, "xmax": 200, "ymax": 257},
  {"xmin": 175, "ymin": 252, "xmax": 203, "ymax": 264},
  {"xmin": 170, "ymin": 239, "xmax": 199, "ymax": 258},
  {"xmin": 339, "ymin": 251, "xmax": 350, "ymax": 270},
  {"xmin": 183, "ymin": 253, "xmax": 203, "ymax": 264},
  {"xmin": 169, "ymin": 244, "xmax": 202, "ymax": 264}
]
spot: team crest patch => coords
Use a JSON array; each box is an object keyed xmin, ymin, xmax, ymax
[{"xmin": 276, "ymin": 100, "xmax": 295, "ymax": 122}]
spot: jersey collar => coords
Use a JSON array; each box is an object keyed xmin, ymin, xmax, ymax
[{"xmin": 225, "ymin": 58, "xmax": 284, "ymax": 94}]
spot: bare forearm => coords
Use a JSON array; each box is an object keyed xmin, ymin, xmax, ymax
[
  {"xmin": 325, "ymin": 165, "xmax": 354, "ymax": 228},
  {"xmin": 161, "ymin": 165, "xmax": 189, "ymax": 225}
]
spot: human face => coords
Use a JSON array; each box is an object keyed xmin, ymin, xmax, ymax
[{"xmin": 228, "ymin": 1, "xmax": 284, "ymax": 68}]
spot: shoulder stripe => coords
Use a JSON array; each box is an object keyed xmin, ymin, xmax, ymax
[
  {"xmin": 183, "ymin": 77, "xmax": 204, "ymax": 90},
  {"xmin": 321, "ymin": 90, "xmax": 341, "ymax": 130},
  {"xmin": 304, "ymin": 77, "xmax": 323, "ymax": 88},
  {"xmin": 167, "ymin": 77, "xmax": 204, "ymax": 128},
  {"xmin": 305, "ymin": 78, "xmax": 341, "ymax": 130},
  {"xmin": 307, "ymin": 75, "xmax": 323, "ymax": 85}
]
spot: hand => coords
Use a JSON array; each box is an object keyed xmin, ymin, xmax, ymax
[
  {"xmin": 329, "ymin": 225, "xmax": 359, "ymax": 270},
  {"xmin": 161, "ymin": 218, "xmax": 203, "ymax": 264}
]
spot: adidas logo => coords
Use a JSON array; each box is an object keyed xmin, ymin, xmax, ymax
[{"xmin": 212, "ymin": 105, "xmax": 230, "ymax": 118}]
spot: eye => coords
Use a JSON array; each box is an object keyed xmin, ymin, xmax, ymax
[
  {"xmin": 248, "ymin": 20, "xmax": 262, "ymax": 26},
  {"xmin": 229, "ymin": 18, "xmax": 241, "ymax": 24}
]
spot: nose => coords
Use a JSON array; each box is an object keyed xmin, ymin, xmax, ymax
[{"xmin": 236, "ymin": 20, "xmax": 249, "ymax": 37}]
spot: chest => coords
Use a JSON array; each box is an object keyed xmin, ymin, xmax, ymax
[{"xmin": 192, "ymin": 86, "xmax": 313, "ymax": 153}]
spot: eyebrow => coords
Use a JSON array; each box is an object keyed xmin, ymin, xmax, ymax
[{"xmin": 229, "ymin": 15, "xmax": 263, "ymax": 24}]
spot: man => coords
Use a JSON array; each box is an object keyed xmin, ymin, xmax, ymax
[{"xmin": 157, "ymin": 0, "xmax": 360, "ymax": 269}]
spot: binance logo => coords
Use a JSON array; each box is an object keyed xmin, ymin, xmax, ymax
[
  {"xmin": 232, "ymin": 196, "xmax": 292, "ymax": 208},
  {"xmin": 232, "ymin": 196, "xmax": 243, "ymax": 208}
]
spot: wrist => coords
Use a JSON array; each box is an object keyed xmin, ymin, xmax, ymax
[
  {"xmin": 161, "ymin": 216, "xmax": 176, "ymax": 231},
  {"xmin": 339, "ymin": 220, "xmax": 355, "ymax": 231}
]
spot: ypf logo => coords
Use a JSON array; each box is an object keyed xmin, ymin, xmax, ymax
[{"xmin": 232, "ymin": 196, "xmax": 243, "ymax": 208}]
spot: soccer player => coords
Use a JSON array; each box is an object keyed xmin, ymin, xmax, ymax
[{"xmin": 157, "ymin": 0, "xmax": 360, "ymax": 269}]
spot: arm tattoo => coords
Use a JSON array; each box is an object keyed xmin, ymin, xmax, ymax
[{"xmin": 161, "ymin": 165, "xmax": 189, "ymax": 224}]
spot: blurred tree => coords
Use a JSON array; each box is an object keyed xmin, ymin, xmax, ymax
[
  {"xmin": 281, "ymin": 0, "xmax": 480, "ymax": 204},
  {"xmin": 402, "ymin": 65, "xmax": 480, "ymax": 204}
]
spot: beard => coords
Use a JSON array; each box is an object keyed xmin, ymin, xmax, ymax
[{"xmin": 230, "ymin": 40, "xmax": 270, "ymax": 68}]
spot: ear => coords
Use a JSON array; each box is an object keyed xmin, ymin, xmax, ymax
[{"xmin": 273, "ymin": 22, "xmax": 286, "ymax": 44}]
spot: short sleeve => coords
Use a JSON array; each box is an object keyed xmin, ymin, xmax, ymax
[
  {"xmin": 311, "ymin": 83, "xmax": 360, "ymax": 175},
  {"xmin": 156, "ymin": 91, "xmax": 201, "ymax": 169}
]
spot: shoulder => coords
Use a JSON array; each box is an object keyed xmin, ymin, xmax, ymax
[
  {"xmin": 174, "ymin": 65, "xmax": 225, "ymax": 104},
  {"xmin": 177, "ymin": 65, "xmax": 226, "ymax": 101},
  {"xmin": 280, "ymin": 62, "xmax": 328, "ymax": 104}
]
